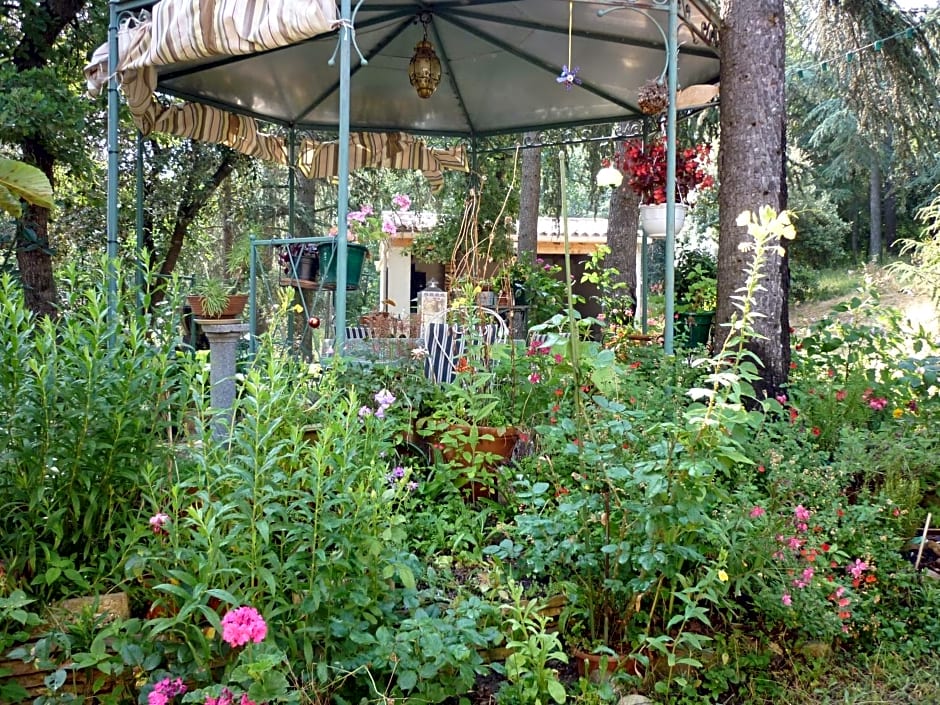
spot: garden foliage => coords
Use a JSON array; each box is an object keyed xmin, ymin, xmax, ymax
[{"xmin": 3, "ymin": 211, "xmax": 940, "ymax": 704}]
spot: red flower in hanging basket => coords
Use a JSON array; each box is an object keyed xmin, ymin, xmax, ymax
[{"xmin": 614, "ymin": 137, "xmax": 713, "ymax": 206}]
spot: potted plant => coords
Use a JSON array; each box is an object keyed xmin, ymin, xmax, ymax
[
  {"xmin": 418, "ymin": 366, "xmax": 520, "ymax": 501},
  {"xmin": 607, "ymin": 136, "xmax": 714, "ymax": 237},
  {"xmin": 676, "ymin": 260, "xmax": 717, "ymax": 348},
  {"xmin": 319, "ymin": 193, "xmax": 413, "ymax": 291},
  {"xmin": 278, "ymin": 241, "xmax": 319, "ymax": 282},
  {"xmin": 186, "ymin": 277, "xmax": 248, "ymax": 320},
  {"xmin": 186, "ymin": 232, "xmax": 253, "ymax": 320}
]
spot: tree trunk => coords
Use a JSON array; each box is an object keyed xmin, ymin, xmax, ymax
[
  {"xmin": 869, "ymin": 157, "xmax": 882, "ymax": 263},
  {"xmin": 515, "ymin": 132, "xmax": 541, "ymax": 338},
  {"xmin": 517, "ymin": 132, "xmax": 541, "ymax": 263},
  {"xmin": 9, "ymin": 0, "xmax": 88, "ymax": 318},
  {"xmin": 716, "ymin": 0, "xmax": 789, "ymax": 400},
  {"xmin": 884, "ymin": 180, "xmax": 897, "ymax": 253},
  {"xmin": 16, "ymin": 139, "xmax": 59, "ymax": 319},
  {"xmin": 148, "ymin": 151, "xmax": 242, "ymax": 309},
  {"xmin": 604, "ymin": 179, "xmax": 639, "ymax": 313}
]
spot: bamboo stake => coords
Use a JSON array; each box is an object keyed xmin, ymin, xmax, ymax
[{"xmin": 914, "ymin": 512, "xmax": 932, "ymax": 571}]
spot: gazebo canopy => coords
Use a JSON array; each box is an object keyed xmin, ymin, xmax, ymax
[{"xmin": 101, "ymin": 0, "xmax": 720, "ymax": 138}]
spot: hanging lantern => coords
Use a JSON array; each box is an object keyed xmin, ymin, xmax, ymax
[
  {"xmin": 409, "ymin": 13, "xmax": 441, "ymax": 99},
  {"xmin": 596, "ymin": 164, "xmax": 624, "ymax": 189}
]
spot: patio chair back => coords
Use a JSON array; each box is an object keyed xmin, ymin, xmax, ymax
[{"xmin": 423, "ymin": 323, "xmax": 466, "ymax": 384}]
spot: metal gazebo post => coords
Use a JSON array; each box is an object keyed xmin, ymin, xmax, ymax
[
  {"xmin": 663, "ymin": 0, "xmax": 679, "ymax": 355},
  {"xmin": 332, "ymin": 0, "xmax": 353, "ymax": 352},
  {"xmin": 106, "ymin": 0, "xmax": 120, "ymax": 336}
]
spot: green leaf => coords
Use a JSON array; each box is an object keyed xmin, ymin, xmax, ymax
[
  {"xmin": 398, "ymin": 669, "xmax": 418, "ymax": 691},
  {"xmin": 548, "ymin": 679, "xmax": 567, "ymax": 703},
  {"xmin": 0, "ymin": 158, "xmax": 54, "ymax": 215},
  {"xmin": 398, "ymin": 564, "xmax": 416, "ymax": 591}
]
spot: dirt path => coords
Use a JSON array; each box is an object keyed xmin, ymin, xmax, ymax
[{"xmin": 789, "ymin": 266, "xmax": 939, "ymax": 337}]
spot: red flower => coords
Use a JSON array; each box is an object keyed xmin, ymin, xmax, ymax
[{"xmin": 614, "ymin": 138, "xmax": 712, "ymax": 205}]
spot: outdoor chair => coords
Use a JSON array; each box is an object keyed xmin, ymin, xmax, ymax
[{"xmin": 423, "ymin": 322, "xmax": 467, "ymax": 384}]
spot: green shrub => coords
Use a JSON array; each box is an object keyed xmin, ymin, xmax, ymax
[{"xmin": 0, "ymin": 264, "xmax": 183, "ymax": 601}]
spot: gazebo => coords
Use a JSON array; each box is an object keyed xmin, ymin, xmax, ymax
[{"xmin": 89, "ymin": 0, "xmax": 721, "ymax": 351}]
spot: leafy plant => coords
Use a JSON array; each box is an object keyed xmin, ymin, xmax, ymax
[
  {"xmin": 495, "ymin": 580, "xmax": 568, "ymax": 705},
  {"xmin": 0, "ymin": 262, "xmax": 182, "ymax": 601},
  {"xmin": 189, "ymin": 276, "xmax": 242, "ymax": 317},
  {"xmin": 678, "ymin": 264, "xmax": 717, "ymax": 312}
]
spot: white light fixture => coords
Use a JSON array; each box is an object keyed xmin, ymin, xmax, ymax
[{"xmin": 596, "ymin": 165, "xmax": 624, "ymax": 189}]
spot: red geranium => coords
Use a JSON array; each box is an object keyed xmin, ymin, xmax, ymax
[{"xmin": 615, "ymin": 137, "xmax": 713, "ymax": 205}]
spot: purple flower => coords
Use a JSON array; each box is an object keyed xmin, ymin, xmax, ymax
[
  {"xmin": 382, "ymin": 217, "xmax": 398, "ymax": 236},
  {"xmin": 406, "ymin": 481, "xmax": 419, "ymax": 491},
  {"xmin": 358, "ymin": 405, "xmax": 373, "ymax": 418},
  {"xmin": 392, "ymin": 193, "xmax": 412, "ymax": 210},
  {"xmin": 375, "ymin": 389, "xmax": 395, "ymax": 407},
  {"xmin": 556, "ymin": 64, "xmax": 582, "ymax": 90}
]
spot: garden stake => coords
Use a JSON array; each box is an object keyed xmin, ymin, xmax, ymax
[{"xmin": 914, "ymin": 512, "xmax": 932, "ymax": 571}]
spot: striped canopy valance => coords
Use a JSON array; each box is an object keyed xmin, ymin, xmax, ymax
[{"xmin": 83, "ymin": 0, "xmax": 467, "ymax": 192}]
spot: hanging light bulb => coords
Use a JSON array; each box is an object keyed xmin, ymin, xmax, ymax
[{"xmin": 408, "ymin": 12, "xmax": 442, "ymax": 99}]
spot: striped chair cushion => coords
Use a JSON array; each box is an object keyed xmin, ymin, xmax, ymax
[{"xmin": 423, "ymin": 323, "xmax": 466, "ymax": 384}]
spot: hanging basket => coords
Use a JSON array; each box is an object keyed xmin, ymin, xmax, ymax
[
  {"xmin": 639, "ymin": 203, "xmax": 688, "ymax": 238},
  {"xmin": 316, "ymin": 242, "xmax": 369, "ymax": 290}
]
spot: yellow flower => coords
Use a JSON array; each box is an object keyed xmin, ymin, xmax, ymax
[
  {"xmin": 892, "ymin": 408, "xmax": 904, "ymax": 419},
  {"xmin": 292, "ymin": 304, "xmax": 304, "ymax": 314},
  {"xmin": 717, "ymin": 569, "xmax": 729, "ymax": 583}
]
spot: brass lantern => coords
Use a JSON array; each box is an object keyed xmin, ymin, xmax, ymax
[{"xmin": 408, "ymin": 13, "xmax": 441, "ymax": 99}]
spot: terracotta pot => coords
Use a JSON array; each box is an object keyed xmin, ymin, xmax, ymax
[
  {"xmin": 437, "ymin": 423, "xmax": 519, "ymax": 501},
  {"xmin": 572, "ymin": 647, "xmax": 643, "ymax": 681},
  {"xmin": 186, "ymin": 293, "xmax": 248, "ymax": 320}
]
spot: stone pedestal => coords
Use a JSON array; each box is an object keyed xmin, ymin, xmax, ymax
[{"xmin": 200, "ymin": 321, "xmax": 248, "ymax": 439}]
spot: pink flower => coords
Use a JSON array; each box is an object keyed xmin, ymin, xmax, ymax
[
  {"xmin": 781, "ymin": 592, "xmax": 792, "ymax": 606},
  {"xmin": 792, "ymin": 567, "xmax": 814, "ymax": 590},
  {"xmin": 775, "ymin": 394, "xmax": 787, "ymax": 404},
  {"xmin": 554, "ymin": 353, "xmax": 563, "ymax": 364},
  {"xmin": 148, "ymin": 677, "xmax": 186, "ymax": 705},
  {"xmin": 749, "ymin": 506, "xmax": 765, "ymax": 519},
  {"xmin": 529, "ymin": 372, "xmax": 542, "ymax": 384},
  {"xmin": 149, "ymin": 513, "xmax": 170, "ymax": 535},
  {"xmin": 205, "ymin": 688, "xmax": 234, "ymax": 705},
  {"xmin": 868, "ymin": 397, "xmax": 887, "ymax": 411},
  {"xmin": 220, "ymin": 606, "xmax": 267, "ymax": 647},
  {"xmin": 846, "ymin": 559, "xmax": 868, "ymax": 579},
  {"xmin": 392, "ymin": 193, "xmax": 412, "ymax": 210},
  {"xmin": 787, "ymin": 536, "xmax": 803, "ymax": 551},
  {"xmin": 794, "ymin": 505, "xmax": 811, "ymax": 522},
  {"xmin": 835, "ymin": 389, "xmax": 847, "ymax": 402},
  {"xmin": 381, "ymin": 217, "xmax": 398, "ymax": 235}
]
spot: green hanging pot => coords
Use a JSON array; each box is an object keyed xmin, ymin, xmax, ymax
[{"xmin": 316, "ymin": 242, "xmax": 369, "ymax": 290}]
